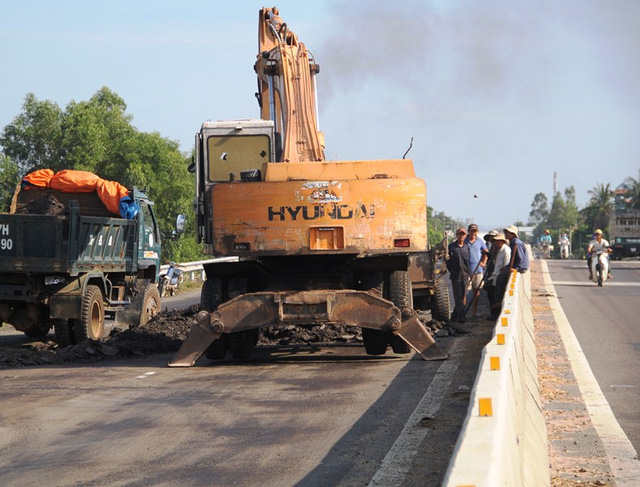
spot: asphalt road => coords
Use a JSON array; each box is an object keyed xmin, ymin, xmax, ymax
[
  {"xmin": 545, "ymin": 258, "xmax": 640, "ymax": 450},
  {"xmin": 0, "ymin": 312, "xmax": 493, "ymax": 486}
]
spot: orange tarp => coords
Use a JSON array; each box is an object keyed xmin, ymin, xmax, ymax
[
  {"xmin": 96, "ymin": 179, "xmax": 130, "ymax": 215},
  {"xmin": 21, "ymin": 169, "xmax": 135, "ymax": 218},
  {"xmin": 49, "ymin": 170, "xmax": 101, "ymax": 193},
  {"xmin": 22, "ymin": 168, "xmax": 54, "ymax": 189}
]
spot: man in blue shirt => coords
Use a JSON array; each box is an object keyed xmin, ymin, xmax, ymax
[
  {"xmin": 504, "ymin": 225, "xmax": 529, "ymax": 273},
  {"xmin": 491, "ymin": 225, "xmax": 529, "ymax": 318},
  {"xmin": 465, "ymin": 223, "xmax": 488, "ymax": 318}
]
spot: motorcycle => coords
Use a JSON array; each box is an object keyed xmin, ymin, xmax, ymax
[
  {"xmin": 158, "ymin": 262, "xmax": 184, "ymax": 297},
  {"xmin": 539, "ymin": 242, "xmax": 552, "ymax": 259},
  {"xmin": 558, "ymin": 238, "xmax": 570, "ymax": 259},
  {"xmin": 590, "ymin": 249, "xmax": 609, "ymax": 287}
]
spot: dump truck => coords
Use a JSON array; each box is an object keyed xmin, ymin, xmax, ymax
[
  {"xmin": 609, "ymin": 208, "xmax": 640, "ymax": 260},
  {"xmin": 0, "ymin": 184, "xmax": 172, "ymax": 346},
  {"xmin": 169, "ymin": 7, "xmax": 449, "ymax": 366}
]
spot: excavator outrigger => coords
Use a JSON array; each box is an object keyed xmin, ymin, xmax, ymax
[{"xmin": 169, "ymin": 7, "xmax": 449, "ymax": 367}]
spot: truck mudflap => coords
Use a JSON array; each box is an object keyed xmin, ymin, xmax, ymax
[{"xmin": 168, "ymin": 290, "xmax": 449, "ymax": 367}]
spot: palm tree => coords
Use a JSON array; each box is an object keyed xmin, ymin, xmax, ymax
[
  {"xmin": 584, "ymin": 183, "xmax": 614, "ymax": 231},
  {"xmin": 624, "ymin": 172, "xmax": 640, "ymax": 209}
]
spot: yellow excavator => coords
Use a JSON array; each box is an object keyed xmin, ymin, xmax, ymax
[{"xmin": 169, "ymin": 7, "xmax": 449, "ymax": 366}]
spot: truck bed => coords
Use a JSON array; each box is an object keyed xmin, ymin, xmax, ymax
[{"xmin": 0, "ymin": 207, "xmax": 137, "ymax": 275}]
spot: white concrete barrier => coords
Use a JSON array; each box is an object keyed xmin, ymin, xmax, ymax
[{"xmin": 443, "ymin": 266, "xmax": 550, "ymax": 486}]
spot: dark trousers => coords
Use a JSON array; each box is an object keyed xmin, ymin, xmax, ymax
[
  {"xmin": 491, "ymin": 268, "xmax": 510, "ymax": 318},
  {"xmin": 451, "ymin": 277, "xmax": 469, "ymax": 321}
]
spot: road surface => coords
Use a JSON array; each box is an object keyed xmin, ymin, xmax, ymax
[{"xmin": 546, "ymin": 258, "xmax": 640, "ymax": 450}]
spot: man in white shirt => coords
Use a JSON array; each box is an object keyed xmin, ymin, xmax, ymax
[
  {"xmin": 487, "ymin": 233, "xmax": 511, "ymax": 319},
  {"xmin": 586, "ymin": 229, "xmax": 612, "ymax": 280}
]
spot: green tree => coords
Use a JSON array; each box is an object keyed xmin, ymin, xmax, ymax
[
  {"xmin": 563, "ymin": 186, "xmax": 580, "ymax": 231},
  {"xmin": 1, "ymin": 87, "xmax": 202, "ymax": 262},
  {"xmin": 0, "ymin": 155, "xmax": 20, "ymax": 212},
  {"xmin": 0, "ymin": 93, "xmax": 64, "ymax": 173},
  {"xmin": 582, "ymin": 183, "xmax": 614, "ymax": 232},
  {"xmin": 528, "ymin": 192, "xmax": 549, "ymax": 225},
  {"xmin": 427, "ymin": 206, "xmax": 462, "ymax": 244},
  {"xmin": 623, "ymin": 171, "xmax": 640, "ymax": 209}
]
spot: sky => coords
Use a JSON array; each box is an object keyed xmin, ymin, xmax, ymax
[{"xmin": 1, "ymin": 0, "xmax": 639, "ymax": 229}]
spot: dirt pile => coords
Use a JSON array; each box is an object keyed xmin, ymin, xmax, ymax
[
  {"xmin": 0, "ymin": 307, "xmax": 448, "ymax": 369},
  {"xmin": 15, "ymin": 194, "xmax": 65, "ymax": 215}
]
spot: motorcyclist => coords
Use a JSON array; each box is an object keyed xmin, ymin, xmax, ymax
[
  {"xmin": 540, "ymin": 229, "xmax": 552, "ymax": 257},
  {"xmin": 586, "ymin": 229, "xmax": 612, "ymax": 280},
  {"xmin": 558, "ymin": 232, "xmax": 570, "ymax": 259}
]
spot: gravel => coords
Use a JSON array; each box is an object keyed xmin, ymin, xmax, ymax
[{"xmin": 0, "ymin": 307, "xmax": 450, "ymax": 369}]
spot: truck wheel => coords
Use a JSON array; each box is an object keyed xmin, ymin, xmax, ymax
[
  {"xmin": 140, "ymin": 284, "xmax": 161, "ymax": 326},
  {"xmin": 54, "ymin": 319, "xmax": 75, "ymax": 347},
  {"xmin": 387, "ymin": 270, "xmax": 412, "ymax": 354},
  {"xmin": 201, "ymin": 278, "xmax": 227, "ymax": 360},
  {"xmin": 431, "ymin": 278, "xmax": 451, "ymax": 323},
  {"xmin": 74, "ymin": 285, "xmax": 105, "ymax": 342}
]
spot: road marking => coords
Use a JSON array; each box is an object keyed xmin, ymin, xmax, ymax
[
  {"xmin": 542, "ymin": 260, "xmax": 640, "ymax": 486},
  {"xmin": 368, "ymin": 341, "xmax": 462, "ymax": 486},
  {"xmin": 553, "ymin": 281, "xmax": 640, "ymax": 287},
  {"xmin": 135, "ymin": 371, "xmax": 157, "ymax": 379}
]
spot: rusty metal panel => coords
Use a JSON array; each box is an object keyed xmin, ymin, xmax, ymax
[
  {"xmin": 168, "ymin": 289, "xmax": 448, "ymax": 367},
  {"xmin": 210, "ymin": 178, "xmax": 427, "ymax": 255},
  {"xmin": 262, "ymin": 160, "xmax": 416, "ymax": 181}
]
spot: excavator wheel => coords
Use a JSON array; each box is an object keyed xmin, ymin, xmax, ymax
[
  {"xmin": 202, "ymin": 278, "xmax": 228, "ymax": 360},
  {"xmin": 361, "ymin": 272, "xmax": 388, "ymax": 355},
  {"xmin": 387, "ymin": 270, "xmax": 412, "ymax": 354},
  {"xmin": 226, "ymin": 277, "xmax": 257, "ymax": 360},
  {"xmin": 431, "ymin": 278, "xmax": 451, "ymax": 323},
  {"xmin": 228, "ymin": 330, "xmax": 259, "ymax": 360},
  {"xmin": 362, "ymin": 327, "xmax": 388, "ymax": 355}
]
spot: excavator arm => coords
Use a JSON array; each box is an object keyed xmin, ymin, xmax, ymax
[{"xmin": 255, "ymin": 7, "xmax": 325, "ymax": 162}]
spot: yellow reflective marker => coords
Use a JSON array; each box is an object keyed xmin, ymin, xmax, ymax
[
  {"xmin": 501, "ymin": 317, "xmax": 509, "ymax": 327},
  {"xmin": 504, "ymin": 309, "xmax": 511, "ymax": 314},
  {"xmin": 497, "ymin": 333, "xmax": 505, "ymax": 345},
  {"xmin": 479, "ymin": 397, "xmax": 493, "ymax": 416},
  {"xmin": 509, "ymin": 289, "xmax": 514, "ymax": 296},
  {"xmin": 490, "ymin": 356, "xmax": 500, "ymax": 370}
]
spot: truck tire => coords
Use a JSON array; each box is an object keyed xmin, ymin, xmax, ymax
[
  {"xmin": 361, "ymin": 272, "xmax": 388, "ymax": 355},
  {"xmin": 226, "ymin": 277, "xmax": 257, "ymax": 360},
  {"xmin": 73, "ymin": 285, "xmax": 105, "ymax": 342},
  {"xmin": 202, "ymin": 278, "xmax": 228, "ymax": 360},
  {"xmin": 431, "ymin": 278, "xmax": 451, "ymax": 323},
  {"xmin": 387, "ymin": 270, "xmax": 412, "ymax": 354},
  {"xmin": 140, "ymin": 284, "xmax": 161, "ymax": 326},
  {"xmin": 54, "ymin": 319, "xmax": 75, "ymax": 347}
]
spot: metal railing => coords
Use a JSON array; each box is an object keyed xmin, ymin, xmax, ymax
[{"xmin": 159, "ymin": 257, "xmax": 238, "ymax": 281}]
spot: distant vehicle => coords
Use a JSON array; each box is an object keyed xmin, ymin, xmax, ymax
[
  {"xmin": 609, "ymin": 208, "xmax": 640, "ymax": 260},
  {"xmin": 158, "ymin": 262, "xmax": 184, "ymax": 297}
]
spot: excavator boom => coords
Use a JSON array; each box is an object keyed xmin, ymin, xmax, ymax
[{"xmin": 255, "ymin": 7, "xmax": 325, "ymax": 162}]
